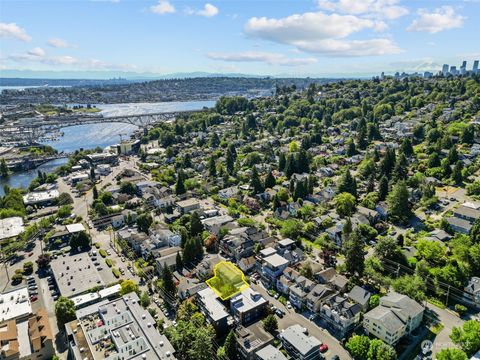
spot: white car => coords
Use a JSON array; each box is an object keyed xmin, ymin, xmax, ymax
[{"xmin": 286, "ymin": 301, "xmax": 292, "ymax": 309}]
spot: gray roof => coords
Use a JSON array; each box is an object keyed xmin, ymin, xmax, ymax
[
  {"xmin": 365, "ymin": 305, "xmax": 405, "ymax": 333},
  {"xmin": 281, "ymin": 324, "xmax": 321, "ymax": 356},
  {"xmin": 380, "ymin": 291, "xmax": 424, "ymax": 319},
  {"xmin": 256, "ymin": 345, "xmax": 288, "ymax": 360},
  {"xmin": 348, "ymin": 286, "xmax": 372, "ymax": 307}
]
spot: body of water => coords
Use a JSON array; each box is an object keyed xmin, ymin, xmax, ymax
[{"xmin": 0, "ymin": 100, "xmax": 215, "ymax": 195}]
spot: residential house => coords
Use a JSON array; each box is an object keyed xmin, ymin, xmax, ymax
[
  {"xmin": 196, "ymin": 288, "xmax": 231, "ymax": 335},
  {"xmin": 230, "ymin": 288, "xmax": 268, "ymax": 325},
  {"xmin": 289, "ymin": 276, "xmax": 315, "ymax": 310},
  {"xmin": 306, "ymin": 284, "xmax": 335, "ymax": 313},
  {"xmin": 464, "ymin": 277, "xmax": 480, "ymax": 308},
  {"xmin": 347, "ymin": 286, "xmax": 372, "ymax": 312},
  {"xmin": 255, "ymin": 345, "xmax": 287, "ymax": 360},
  {"xmin": 236, "ymin": 323, "xmax": 274, "ymax": 360},
  {"xmin": 319, "ymin": 295, "xmax": 362, "ymax": 338},
  {"xmin": 363, "ymin": 292, "xmax": 424, "ymax": 345},
  {"xmin": 259, "ymin": 254, "xmax": 289, "ymax": 284},
  {"xmin": 176, "ymin": 198, "xmax": 200, "ymax": 214},
  {"xmin": 280, "ymin": 324, "xmax": 322, "ymax": 360},
  {"xmin": 150, "ymin": 225, "xmax": 182, "ymax": 247}
]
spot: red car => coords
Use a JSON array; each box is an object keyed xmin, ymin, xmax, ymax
[
  {"xmin": 320, "ymin": 344, "xmax": 329, "ymax": 353},
  {"xmin": 28, "ymin": 252, "xmax": 34, "ymax": 257},
  {"xmin": 30, "ymin": 295, "xmax": 38, "ymax": 302}
]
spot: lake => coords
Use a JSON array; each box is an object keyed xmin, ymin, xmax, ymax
[{"xmin": 0, "ymin": 100, "xmax": 215, "ymax": 195}]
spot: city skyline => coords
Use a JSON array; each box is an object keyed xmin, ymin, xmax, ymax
[{"xmin": 1, "ymin": 0, "xmax": 480, "ymax": 78}]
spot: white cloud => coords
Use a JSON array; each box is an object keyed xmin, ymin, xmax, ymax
[
  {"xmin": 407, "ymin": 6, "xmax": 465, "ymax": 33},
  {"xmin": 197, "ymin": 3, "xmax": 219, "ymax": 17},
  {"xmin": 244, "ymin": 11, "xmax": 401, "ymax": 57},
  {"xmin": 149, "ymin": 0, "xmax": 175, "ymax": 15},
  {"xmin": 207, "ymin": 51, "xmax": 317, "ymax": 66},
  {"xmin": 317, "ymin": 0, "xmax": 409, "ymax": 20},
  {"xmin": 48, "ymin": 38, "xmax": 73, "ymax": 48},
  {"xmin": 0, "ymin": 22, "xmax": 32, "ymax": 42},
  {"xmin": 27, "ymin": 47, "xmax": 46, "ymax": 57},
  {"xmin": 185, "ymin": 3, "xmax": 219, "ymax": 17}
]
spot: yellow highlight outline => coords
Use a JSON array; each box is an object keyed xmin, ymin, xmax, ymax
[{"xmin": 206, "ymin": 261, "xmax": 250, "ymax": 300}]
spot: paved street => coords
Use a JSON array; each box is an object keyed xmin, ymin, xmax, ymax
[
  {"xmin": 251, "ymin": 282, "xmax": 352, "ymax": 360},
  {"xmin": 426, "ymin": 303, "xmax": 465, "ymax": 357}
]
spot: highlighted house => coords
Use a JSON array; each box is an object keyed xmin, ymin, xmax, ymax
[{"xmin": 206, "ymin": 261, "xmax": 249, "ymax": 300}]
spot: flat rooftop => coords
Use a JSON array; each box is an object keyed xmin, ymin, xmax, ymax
[
  {"xmin": 197, "ymin": 287, "xmax": 229, "ymax": 322},
  {"xmin": 0, "ymin": 287, "xmax": 32, "ymax": 322},
  {"xmin": 23, "ymin": 189, "xmax": 59, "ymax": 205},
  {"xmin": 50, "ymin": 252, "xmax": 104, "ymax": 298},
  {"xmin": 0, "ymin": 216, "xmax": 24, "ymax": 241}
]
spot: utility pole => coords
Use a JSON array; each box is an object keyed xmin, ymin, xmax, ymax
[{"xmin": 446, "ymin": 285, "xmax": 451, "ymax": 307}]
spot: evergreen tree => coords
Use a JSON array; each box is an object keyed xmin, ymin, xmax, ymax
[
  {"xmin": 284, "ymin": 153, "xmax": 296, "ymax": 178},
  {"xmin": 442, "ymin": 159, "xmax": 452, "ymax": 178},
  {"xmin": 250, "ymin": 167, "xmax": 264, "ymax": 194},
  {"xmin": 461, "ymin": 125, "xmax": 475, "ymax": 144},
  {"xmin": 208, "ymin": 156, "xmax": 217, "ymax": 177},
  {"xmin": 176, "ymin": 170, "xmax": 186, "ymax": 195},
  {"xmin": 223, "ymin": 330, "xmax": 238, "ymax": 360},
  {"xmin": 161, "ymin": 263, "xmax": 176, "ymax": 295},
  {"xmin": 226, "ymin": 144, "xmax": 236, "ymax": 175},
  {"xmin": 343, "ymin": 229, "xmax": 365, "ymax": 277},
  {"xmin": 0, "ymin": 159, "xmax": 9, "ymax": 178},
  {"xmin": 367, "ymin": 174, "xmax": 375, "ymax": 193},
  {"xmin": 337, "ymin": 169, "xmax": 357, "ymax": 198},
  {"xmin": 346, "ymin": 139, "xmax": 357, "ymax": 157},
  {"xmin": 452, "ymin": 161, "xmax": 463, "ymax": 184},
  {"xmin": 401, "ymin": 138, "xmax": 414, "ymax": 157},
  {"xmin": 356, "ymin": 126, "xmax": 368, "ymax": 150},
  {"xmin": 176, "ymin": 252, "xmax": 183, "ymax": 269},
  {"xmin": 293, "ymin": 180, "xmax": 308, "ymax": 201},
  {"xmin": 92, "ymin": 185, "xmax": 98, "ymax": 200},
  {"xmin": 278, "ymin": 152, "xmax": 286, "ymax": 171},
  {"xmin": 387, "ymin": 181, "xmax": 411, "ymax": 225},
  {"xmin": 428, "ymin": 153, "xmax": 441, "ymax": 168},
  {"xmin": 190, "ymin": 211, "xmax": 204, "ymax": 237},
  {"xmin": 393, "ymin": 152, "xmax": 408, "ymax": 180},
  {"xmin": 183, "ymin": 238, "xmax": 195, "ymax": 264},
  {"xmin": 378, "ymin": 175, "xmax": 389, "ymax": 201},
  {"xmin": 380, "ymin": 148, "xmax": 396, "ymax": 178},
  {"xmin": 297, "ymin": 149, "xmax": 310, "ymax": 173},
  {"xmin": 448, "ymin": 146, "xmax": 458, "ymax": 164},
  {"xmin": 264, "ymin": 171, "xmax": 276, "ymax": 189}
]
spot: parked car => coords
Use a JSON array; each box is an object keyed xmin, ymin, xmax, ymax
[
  {"xmin": 28, "ymin": 285, "xmax": 37, "ymax": 291},
  {"xmin": 330, "ymin": 356, "xmax": 339, "ymax": 360},
  {"xmin": 274, "ymin": 293, "xmax": 280, "ymax": 299},
  {"xmin": 286, "ymin": 301, "xmax": 292, "ymax": 309},
  {"xmin": 320, "ymin": 344, "xmax": 329, "ymax": 353},
  {"xmin": 30, "ymin": 295, "xmax": 38, "ymax": 302},
  {"xmin": 275, "ymin": 309, "xmax": 284, "ymax": 318}
]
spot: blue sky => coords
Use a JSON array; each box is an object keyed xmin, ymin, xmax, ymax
[{"xmin": 1, "ymin": 0, "xmax": 479, "ymax": 77}]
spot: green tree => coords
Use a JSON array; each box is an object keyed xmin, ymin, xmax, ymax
[
  {"xmin": 346, "ymin": 335, "xmax": 370, "ymax": 360},
  {"xmin": 0, "ymin": 159, "xmax": 9, "ymax": 178},
  {"xmin": 69, "ymin": 231, "xmax": 91, "ymax": 250},
  {"xmin": 208, "ymin": 156, "xmax": 217, "ymax": 177},
  {"xmin": 378, "ymin": 175, "xmax": 389, "ymax": 201},
  {"xmin": 337, "ymin": 169, "xmax": 357, "ymax": 198},
  {"xmin": 92, "ymin": 185, "xmax": 98, "ymax": 200},
  {"xmin": 392, "ymin": 275, "xmax": 426, "ymax": 303},
  {"xmin": 264, "ymin": 171, "xmax": 276, "ymax": 189},
  {"xmin": 176, "ymin": 252, "xmax": 183, "ymax": 269},
  {"xmin": 139, "ymin": 291, "xmax": 151, "ymax": 308},
  {"xmin": 55, "ymin": 297, "xmax": 76, "ymax": 325},
  {"xmin": 190, "ymin": 211, "xmax": 204, "ymax": 237},
  {"xmin": 136, "ymin": 213, "xmax": 153, "ymax": 233},
  {"xmin": 387, "ymin": 181, "xmax": 411, "ymax": 225},
  {"xmin": 226, "ymin": 144, "xmax": 236, "ymax": 175},
  {"xmin": 223, "ymin": 330, "xmax": 238, "ymax": 360},
  {"xmin": 343, "ymin": 229, "xmax": 365, "ymax": 277},
  {"xmin": 262, "ymin": 314, "xmax": 278, "ymax": 334},
  {"xmin": 436, "ymin": 349, "xmax": 468, "ymax": 360},
  {"xmin": 367, "ymin": 339, "xmax": 397, "ymax": 360},
  {"xmin": 335, "ymin": 192, "xmax": 356, "ymax": 217},
  {"xmin": 452, "ymin": 161, "xmax": 463, "ymax": 184},
  {"xmin": 161, "ymin": 263, "xmax": 176, "ymax": 295},
  {"xmin": 374, "ymin": 237, "xmax": 403, "ymax": 262},
  {"xmin": 119, "ymin": 279, "xmax": 139, "ymax": 295},
  {"xmin": 176, "ymin": 170, "xmax": 186, "ymax": 195},
  {"xmin": 450, "ymin": 320, "xmax": 480, "ymax": 356},
  {"xmin": 250, "ymin": 167, "xmax": 264, "ymax": 194}
]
